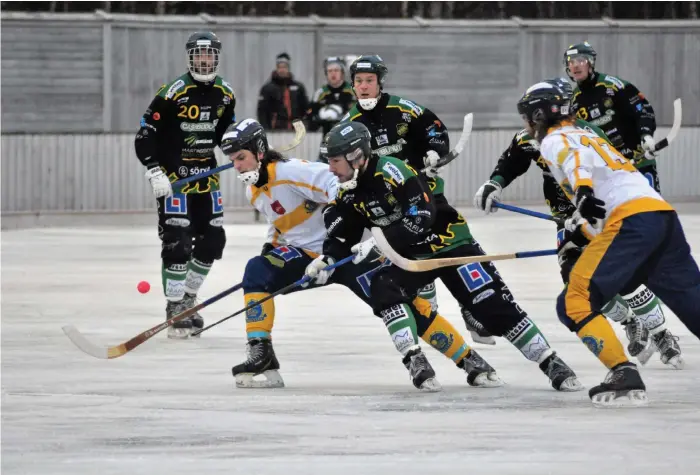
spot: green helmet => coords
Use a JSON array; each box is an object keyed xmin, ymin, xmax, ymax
[
  {"xmin": 349, "ymin": 55, "xmax": 388, "ymax": 86},
  {"xmin": 563, "ymin": 42, "xmax": 597, "ymax": 77},
  {"xmin": 322, "ymin": 122, "xmax": 372, "ymax": 162}
]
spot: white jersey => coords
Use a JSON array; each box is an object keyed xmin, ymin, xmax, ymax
[
  {"xmin": 246, "ymin": 159, "xmax": 338, "ymax": 255},
  {"xmin": 540, "ymin": 122, "xmax": 672, "ymax": 225}
]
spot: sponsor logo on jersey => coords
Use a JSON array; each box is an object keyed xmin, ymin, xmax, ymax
[
  {"xmin": 181, "ymin": 122, "xmax": 215, "ymax": 132},
  {"xmin": 200, "ymin": 111, "xmax": 210, "ymax": 121},
  {"xmin": 590, "ymin": 108, "xmax": 601, "ymax": 118},
  {"xmin": 370, "ymin": 206, "xmax": 386, "ymax": 216},
  {"xmin": 383, "ymin": 162, "xmax": 405, "ymax": 184},
  {"xmin": 165, "ymin": 79, "xmax": 186, "ymax": 99},
  {"xmin": 177, "ymin": 97, "xmax": 189, "ymax": 104},
  {"xmin": 604, "ymin": 98, "xmax": 614, "ymax": 108},
  {"xmin": 217, "ymin": 105, "xmax": 225, "ymax": 118},
  {"xmin": 376, "ymin": 134, "xmax": 389, "ymax": 146},
  {"xmin": 396, "ymin": 123, "xmax": 409, "ymax": 136},
  {"xmin": 178, "ymin": 166, "xmax": 188, "ymax": 176},
  {"xmin": 375, "ymin": 138, "xmax": 406, "ymax": 157}
]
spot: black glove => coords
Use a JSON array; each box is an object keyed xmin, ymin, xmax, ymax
[
  {"xmin": 574, "ymin": 186, "xmax": 606, "ymax": 224},
  {"xmin": 261, "ymin": 243, "xmax": 275, "ymax": 255}
]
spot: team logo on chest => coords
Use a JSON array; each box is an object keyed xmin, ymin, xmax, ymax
[
  {"xmin": 396, "ymin": 123, "xmax": 409, "ymax": 136},
  {"xmin": 270, "ymin": 200, "xmax": 286, "ymax": 215}
]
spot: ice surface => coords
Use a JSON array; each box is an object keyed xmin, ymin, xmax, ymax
[{"xmin": 3, "ymin": 207, "xmax": 700, "ymax": 475}]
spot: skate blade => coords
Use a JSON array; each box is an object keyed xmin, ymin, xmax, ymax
[
  {"xmin": 663, "ymin": 354, "xmax": 685, "ymax": 370},
  {"xmin": 470, "ymin": 331, "xmax": 496, "ymax": 346},
  {"xmin": 557, "ymin": 376, "xmax": 584, "ymax": 392},
  {"xmin": 418, "ymin": 377, "xmax": 442, "ymax": 392},
  {"xmin": 470, "ymin": 371, "xmax": 504, "ymax": 388},
  {"xmin": 235, "ymin": 370, "xmax": 285, "ymax": 389},
  {"xmin": 167, "ymin": 328, "xmax": 192, "ymax": 340},
  {"xmin": 591, "ymin": 389, "xmax": 649, "ymax": 408},
  {"xmin": 636, "ymin": 343, "xmax": 656, "ymax": 365}
]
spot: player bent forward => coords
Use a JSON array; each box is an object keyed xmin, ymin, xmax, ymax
[
  {"xmin": 220, "ymin": 119, "xmax": 501, "ymax": 391},
  {"xmin": 309, "ymin": 121, "xmax": 583, "ymax": 392},
  {"xmin": 517, "ymin": 80, "xmax": 700, "ymax": 406},
  {"xmin": 474, "ymin": 77, "xmax": 682, "ymax": 369}
]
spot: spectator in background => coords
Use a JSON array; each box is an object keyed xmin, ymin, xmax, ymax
[
  {"xmin": 306, "ymin": 56, "xmax": 356, "ymax": 162},
  {"xmin": 257, "ymin": 52, "xmax": 309, "ymax": 130}
]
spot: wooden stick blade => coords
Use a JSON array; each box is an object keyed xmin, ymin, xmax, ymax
[
  {"xmin": 62, "ymin": 325, "xmax": 110, "ymax": 359},
  {"xmin": 276, "ymin": 120, "xmax": 306, "ymax": 152}
]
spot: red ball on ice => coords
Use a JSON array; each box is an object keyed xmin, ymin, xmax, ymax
[{"xmin": 137, "ymin": 281, "xmax": 151, "ymax": 294}]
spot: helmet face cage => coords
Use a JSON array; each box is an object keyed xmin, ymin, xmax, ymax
[{"xmin": 187, "ymin": 41, "xmax": 220, "ymax": 82}]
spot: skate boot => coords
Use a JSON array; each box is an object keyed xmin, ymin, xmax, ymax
[
  {"xmin": 652, "ymin": 330, "xmax": 684, "ymax": 369},
  {"xmin": 458, "ymin": 349, "xmax": 503, "ymax": 387},
  {"xmin": 402, "ymin": 348, "xmax": 442, "ymax": 392},
  {"xmin": 461, "ymin": 307, "xmax": 496, "ymax": 345},
  {"xmin": 622, "ymin": 316, "xmax": 655, "ymax": 365},
  {"xmin": 166, "ymin": 299, "xmax": 193, "ymax": 339},
  {"xmin": 539, "ymin": 352, "xmax": 584, "ymax": 391},
  {"xmin": 232, "ymin": 338, "xmax": 284, "ymax": 388},
  {"xmin": 181, "ymin": 293, "xmax": 204, "ymax": 338},
  {"xmin": 589, "ymin": 362, "xmax": 648, "ymax": 407}
]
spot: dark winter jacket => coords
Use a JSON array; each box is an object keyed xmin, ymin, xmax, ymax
[{"xmin": 257, "ymin": 72, "xmax": 309, "ymax": 130}]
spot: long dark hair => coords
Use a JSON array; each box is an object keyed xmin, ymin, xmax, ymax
[{"xmin": 262, "ymin": 149, "xmax": 289, "ymax": 164}]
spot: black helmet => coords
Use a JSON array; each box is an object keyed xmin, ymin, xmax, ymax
[
  {"xmin": 349, "ymin": 55, "xmax": 388, "ymax": 86},
  {"xmin": 186, "ymin": 31, "xmax": 222, "ymax": 83},
  {"xmin": 548, "ymin": 77, "xmax": 573, "ymax": 98},
  {"xmin": 563, "ymin": 42, "xmax": 597, "ymax": 77},
  {"xmin": 220, "ymin": 119, "xmax": 269, "ymax": 157},
  {"xmin": 323, "ymin": 122, "xmax": 372, "ymax": 162},
  {"xmin": 323, "ymin": 56, "xmax": 346, "ymax": 75},
  {"xmin": 517, "ymin": 81, "xmax": 571, "ymax": 130}
]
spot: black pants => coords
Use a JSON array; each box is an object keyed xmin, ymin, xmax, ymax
[
  {"xmin": 241, "ymin": 246, "xmax": 439, "ymax": 335},
  {"xmin": 370, "ymin": 241, "xmax": 527, "ymax": 337},
  {"xmin": 157, "ymin": 190, "xmax": 226, "ymax": 268}
]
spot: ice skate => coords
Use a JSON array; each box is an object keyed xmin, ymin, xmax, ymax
[
  {"xmin": 181, "ymin": 293, "xmax": 204, "ymax": 338},
  {"xmin": 458, "ymin": 349, "xmax": 503, "ymax": 387},
  {"xmin": 589, "ymin": 362, "xmax": 648, "ymax": 407},
  {"xmin": 232, "ymin": 338, "xmax": 284, "ymax": 388},
  {"xmin": 539, "ymin": 352, "xmax": 583, "ymax": 391},
  {"xmin": 622, "ymin": 317, "xmax": 655, "ymax": 365},
  {"xmin": 166, "ymin": 299, "xmax": 193, "ymax": 339},
  {"xmin": 402, "ymin": 348, "xmax": 442, "ymax": 392},
  {"xmin": 652, "ymin": 330, "xmax": 684, "ymax": 369},
  {"xmin": 462, "ymin": 308, "xmax": 496, "ymax": 345}
]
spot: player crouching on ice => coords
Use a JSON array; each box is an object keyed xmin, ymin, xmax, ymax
[
  {"xmin": 517, "ymin": 81, "xmax": 700, "ymax": 406},
  {"xmin": 220, "ymin": 119, "xmax": 501, "ymax": 391},
  {"xmin": 313, "ymin": 121, "xmax": 583, "ymax": 393}
]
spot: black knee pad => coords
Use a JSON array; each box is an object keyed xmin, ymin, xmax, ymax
[
  {"xmin": 369, "ymin": 270, "xmax": 411, "ymax": 314},
  {"xmin": 193, "ymin": 225, "xmax": 226, "ymax": 262},
  {"xmin": 161, "ymin": 228, "xmax": 191, "ymax": 264}
]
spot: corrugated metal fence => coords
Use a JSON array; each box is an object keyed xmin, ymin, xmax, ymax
[
  {"xmin": 3, "ymin": 127, "xmax": 699, "ymax": 215},
  {"xmin": 2, "ymin": 12, "xmax": 699, "ymax": 133}
]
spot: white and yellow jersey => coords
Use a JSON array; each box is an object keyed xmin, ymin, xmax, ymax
[
  {"xmin": 246, "ymin": 159, "xmax": 338, "ymax": 255},
  {"xmin": 540, "ymin": 121, "xmax": 673, "ymax": 225}
]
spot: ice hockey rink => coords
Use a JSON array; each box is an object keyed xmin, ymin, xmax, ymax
[{"xmin": 3, "ymin": 206, "xmax": 700, "ymax": 475}]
